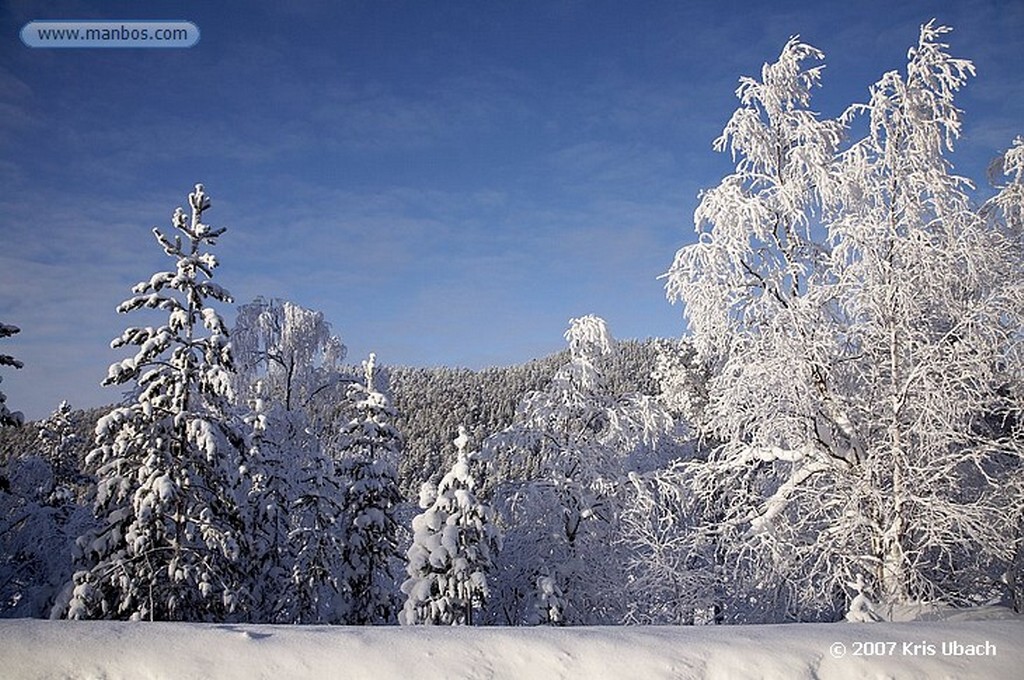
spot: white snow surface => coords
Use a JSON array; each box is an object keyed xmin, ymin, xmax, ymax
[{"xmin": 2, "ymin": 608, "xmax": 1021, "ymax": 679}]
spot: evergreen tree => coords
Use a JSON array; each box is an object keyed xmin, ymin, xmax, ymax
[
  {"xmin": 400, "ymin": 427, "xmax": 501, "ymax": 625},
  {"xmin": 287, "ymin": 419, "xmax": 348, "ymax": 624},
  {"xmin": 37, "ymin": 401, "xmax": 83, "ymax": 496},
  {"xmin": 238, "ymin": 385, "xmax": 299, "ymax": 622},
  {"xmin": 0, "ymin": 453, "xmax": 95, "ymax": 619},
  {"xmin": 65, "ymin": 184, "xmax": 248, "ymax": 621},
  {"xmin": 336, "ymin": 353, "xmax": 402, "ymax": 624},
  {"xmin": 0, "ymin": 323, "xmax": 23, "ymax": 428}
]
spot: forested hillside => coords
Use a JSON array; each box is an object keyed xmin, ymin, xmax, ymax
[
  {"xmin": 389, "ymin": 337, "xmax": 663, "ymax": 495},
  {"xmin": 1, "ymin": 339, "xmax": 664, "ymax": 498}
]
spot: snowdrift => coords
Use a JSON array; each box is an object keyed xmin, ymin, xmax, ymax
[{"xmin": 2, "ymin": 611, "xmax": 1021, "ymax": 679}]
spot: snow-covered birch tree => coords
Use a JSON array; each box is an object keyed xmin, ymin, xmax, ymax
[
  {"xmin": 232, "ymin": 297, "xmax": 346, "ymax": 415},
  {"xmin": 823, "ymin": 23, "xmax": 1024, "ymax": 609},
  {"xmin": 231, "ymin": 298, "xmax": 350, "ymax": 623},
  {"xmin": 663, "ymin": 24, "xmax": 1024, "ymax": 620},
  {"xmin": 65, "ymin": 184, "xmax": 248, "ymax": 621}
]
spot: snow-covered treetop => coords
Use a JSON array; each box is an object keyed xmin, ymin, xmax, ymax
[
  {"xmin": 104, "ymin": 183, "xmax": 234, "ymax": 403},
  {"xmin": 988, "ymin": 137, "xmax": 1024, "ymax": 239},
  {"xmin": 564, "ymin": 315, "xmax": 614, "ymax": 362},
  {"xmin": 663, "ymin": 32, "xmax": 843, "ymax": 353},
  {"xmin": 453, "ymin": 424, "xmax": 471, "ymax": 457},
  {"xmin": 363, "ymin": 352, "xmax": 377, "ymax": 389},
  {"xmin": 1002, "ymin": 137, "xmax": 1024, "ymax": 184},
  {"xmin": 233, "ymin": 298, "xmax": 346, "ymax": 411}
]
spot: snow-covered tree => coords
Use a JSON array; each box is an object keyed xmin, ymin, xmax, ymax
[
  {"xmin": 336, "ymin": 353, "xmax": 402, "ymax": 624},
  {"xmin": 37, "ymin": 401, "xmax": 83, "ymax": 495},
  {"xmin": 65, "ymin": 184, "xmax": 248, "ymax": 621},
  {"xmin": 663, "ymin": 24, "xmax": 1024, "ymax": 620},
  {"xmin": 231, "ymin": 299, "xmax": 351, "ymax": 624},
  {"xmin": 615, "ymin": 468, "xmax": 718, "ymax": 625},
  {"xmin": 0, "ymin": 323, "xmax": 23, "ymax": 428},
  {"xmin": 287, "ymin": 433, "xmax": 349, "ymax": 624},
  {"xmin": 237, "ymin": 384, "xmax": 301, "ymax": 623},
  {"xmin": 400, "ymin": 427, "xmax": 501, "ymax": 625},
  {"xmin": 232, "ymin": 297, "xmax": 346, "ymax": 415},
  {"xmin": 0, "ymin": 454, "xmax": 94, "ymax": 619},
  {"xmin": 486, "ymin": 316, "xmax": 676, "ymax": 624}
]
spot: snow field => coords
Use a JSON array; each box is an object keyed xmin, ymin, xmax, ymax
[{"xmin": 2, "ymin": 615, "xmax": 1021, "ymax": 680}]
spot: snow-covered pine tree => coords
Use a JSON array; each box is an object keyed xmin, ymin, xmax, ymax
[
  {"xmin": 0, "ymin": 323, "xmax": 23, "ymax": 428},
  {"xmin": 400, "ymin": 426, "xmax": 501, "ymax": 625},
  {"xmin": 336, "ymin": 353, "xmax": 402, "ymax": 624},
  {"xmin": 286, "ymin": 418, "xmax": 348, "ymax": 624},
  {"xmin": 238, "ymin": 384, "xmax": 299, "ymax": 623},
  {"xmin": 37, "ymin": 401, "xmax": 83, "ymax": 497},
  {"xmin": 65, "ymin": 184, "xmax": 248, "ymax": 621},
  {"xmin": 2, "ymin": 402, "xmax": 95, "ymax": 620},
  {"xmin": 663, "ymin": 24, "xmax": 1024, "ymax": 620}
]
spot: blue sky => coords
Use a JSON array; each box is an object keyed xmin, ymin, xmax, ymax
[{"xmin": 1, "ymin": 0, "xmax": 1022, "ymax": 421}]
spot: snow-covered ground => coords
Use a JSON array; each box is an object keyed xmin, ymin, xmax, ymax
[{"xmin": 2, "ymin": 607, "xmax": 1020, "ymax": 679}]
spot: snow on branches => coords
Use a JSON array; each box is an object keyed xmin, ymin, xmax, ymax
[
  {"xmin": 336, "ymin": 353, "xmax": 403, "ymax": 624},
  {"xmin": 400, "ymin": 427, "xmax": 501, "ymax": 625},
  {"xmin": 0, "ymin": 322, "xmax": 24, "ymax": 428},
  {"xmin": 661, "ymin": 23, "xmax": 1024, "ymax": 619},
  {"xmin": 65, "ymin": 184, "xmax": 248, "ymax": 622}
]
